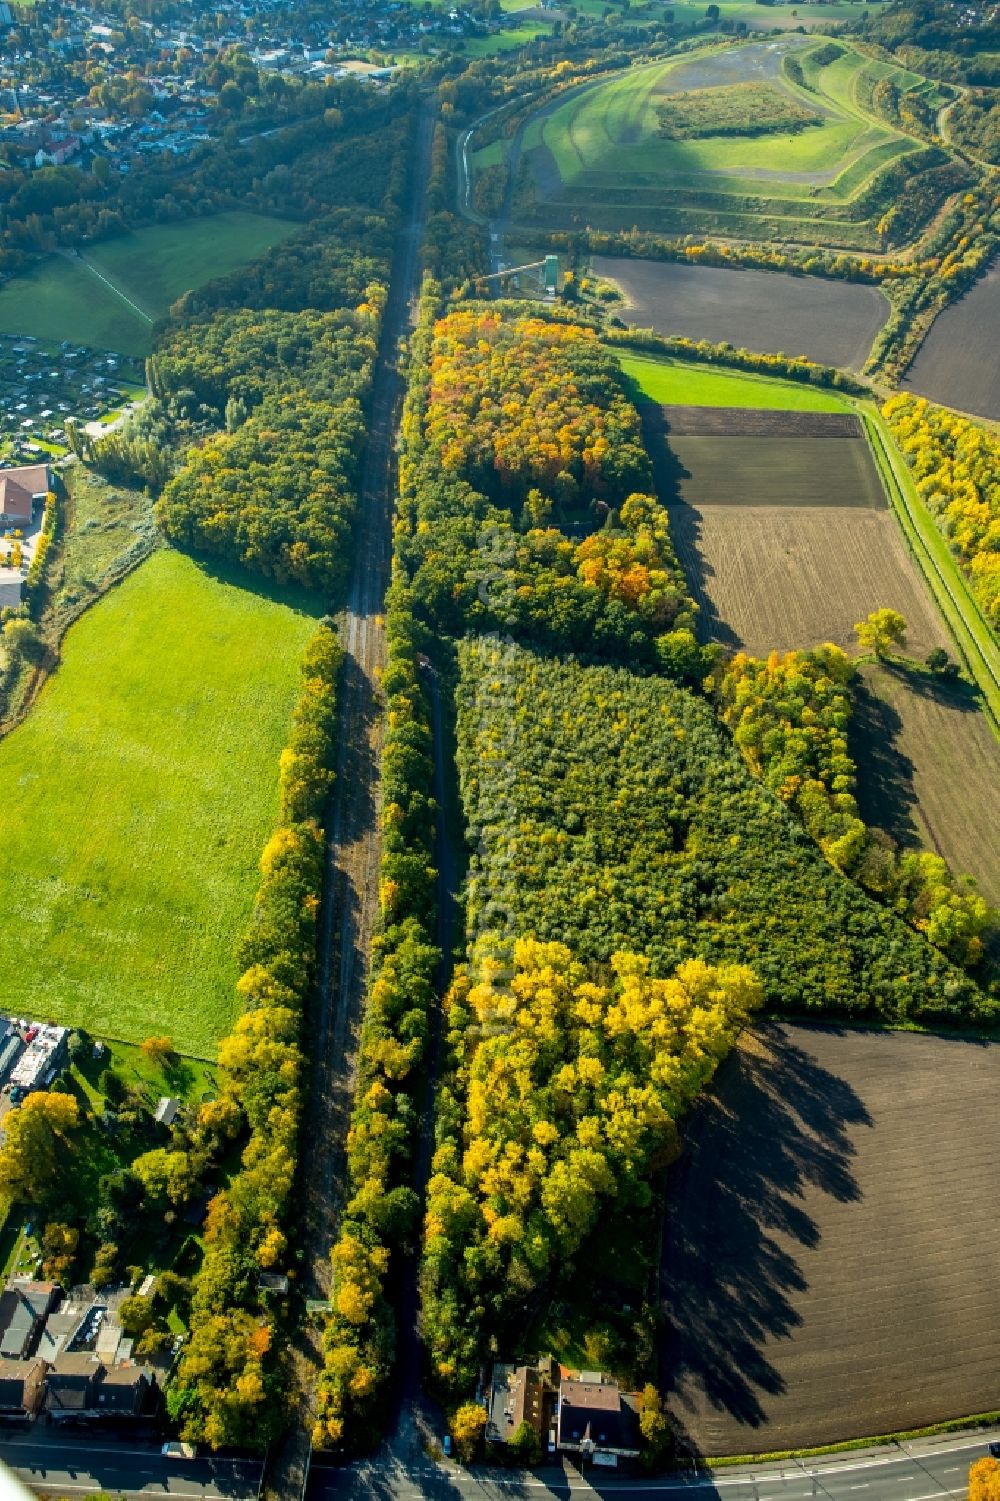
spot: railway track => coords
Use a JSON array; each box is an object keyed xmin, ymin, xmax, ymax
[{"xmin": 263, "ymin": 101, "xmax": 435, "ymax": 1501}]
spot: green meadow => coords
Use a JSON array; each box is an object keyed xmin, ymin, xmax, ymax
[
  {"xmin": 619, "ymin": 352, "xmax": 851, "ymax": 408},
  {"xmin": 508, "ymin": 37, "xmax": 953, "ymax": 248},
  {"xmin": 0, "ymin": 212, "xmax": 297, "ymax": 356},
  {"xmin": 0, "ymin": 549, "xmax": 321, "ymax": 1056}
]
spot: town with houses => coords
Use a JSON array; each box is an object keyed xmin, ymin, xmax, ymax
[
  {"xmin": 0, "ymin": 1020, "xmax": 175, "ymax": 1430},
  {"xmin": 0, "ymin": 0, "xmax": 499, "ymax": 178}
]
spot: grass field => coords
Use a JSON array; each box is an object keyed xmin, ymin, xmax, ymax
[
  {"xmin": 0, "ymin": 213, "xmax": 297, "ymax": 356},
  {"xmin": 509, "ymin": 38, "xmax": 955, "ymax": 249},
  {"xmin": 620, "ymin": 352, "xmax": 851, "ymax": 408},
  {"xmin": 665, "ymin": 1022, "xmax": 1000, "ymax": 1454},
  {"xmin": 595, "ymin": 257, "xmax": 890, "ymax": 370},
  {"xmin": 0, "ymin": 549, "xmax": 321, "ymax": 1056},
  {"xmin": 853, "ymin": 663, "xmax": 1000, "ymax": 904}
]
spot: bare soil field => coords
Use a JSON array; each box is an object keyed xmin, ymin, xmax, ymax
[
  {"xmin": 671, "ymin": 504, "xmax": 951, "ymax": 657},
  {"xmin": 852, "ymin": 662, "xmax": 1000, "ymax": 904},
  {"xmin": 594, "ymin": 256, "xmax": 890, "ymax": 370},
  {"xmin": 667, "ymin": 434, "xmax": 885, "ymax": 507},
  {"xmin": 663, "ymin": 1021, "xmax": 1000, "ymax": 1456},
  {"xmin": 902, "ymin": 257, "xmax": 1000, "ymax": 421},
  {"xmin": 662, "ymin": 405, "xmax": 862, "ymax": 436}
]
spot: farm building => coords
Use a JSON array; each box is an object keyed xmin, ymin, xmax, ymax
[{"xmin": 9, "ymin": 1025, "xmax": 68, "ymax": 1094}]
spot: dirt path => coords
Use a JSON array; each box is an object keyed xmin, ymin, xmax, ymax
[{"xmin": 263, "ymin": 101, "xmax": 435, "ymax": 1501}]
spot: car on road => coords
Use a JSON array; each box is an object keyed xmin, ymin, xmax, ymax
[
  {"xmin": 989, "ymin": 1442, "xmax": 1000, "ymax": 1459},
  {"xmin": 161, "ymin": 1442, "xmax": 197, "ymax": 1459}
]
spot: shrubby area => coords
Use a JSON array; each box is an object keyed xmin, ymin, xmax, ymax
[
  {"xmin": 883, "ymin": 394, "xmax": 1000, "ymax": 630},
  {"xmin": 656, "ymin": 82, "xmax": 820, "ymax": 139},
  {"xmin": 716, "ymin": 646, "xmax": 995, "ymax": 970}
]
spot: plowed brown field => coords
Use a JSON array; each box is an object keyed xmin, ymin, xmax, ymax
[
  {"xmin": 853, "ymin": 662, "xmax": 1000, "ymax": 905},
  {"xmin": 671, "ymin": 504, "xmax": 950, "ymax": 658},
  {"xmin": 663, "ymin": 1022, "xmax": 1000, "ymax": 1457}
]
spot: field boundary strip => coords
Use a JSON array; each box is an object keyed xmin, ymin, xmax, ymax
[
  {"xmin": 862, "ymin": 405, "xmax": 1000, "ymax": 727},
  {"xmin": 659, "ymin": 405, "xmax": 863, "ymax": 436}
]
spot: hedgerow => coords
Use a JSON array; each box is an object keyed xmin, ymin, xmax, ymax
[
  {"xmin": 167, "ymin": 618, "xmax": 342, "ymax": 1449},
  {"xmin": 883, "ymin": 393, "xmax": 1000, "ymax": 630},
  {"xmin": 313, "ymin": 578, "xmax": 439, "ymax": 1450}
]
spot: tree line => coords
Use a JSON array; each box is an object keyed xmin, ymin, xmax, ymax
[
  {"xmin": 168, "ymin": 618, "xmax": 342, "ymax": 1449},
  {"xmin": 313, "ymin": 578, "xmax": 440, "ymax": 1451},
  {"xmin": 715, "ymin": 642, "xmax": 994, "ymax": 972},
  {"xmin": 883, "ymin": 394, "xmax": 1000, "ymax": 630}
]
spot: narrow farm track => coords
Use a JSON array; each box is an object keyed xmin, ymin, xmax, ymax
[{"xmin": 263, "ymin": 103, "xmax": 435, "ymax": 1501}]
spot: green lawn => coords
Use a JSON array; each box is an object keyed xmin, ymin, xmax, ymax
[
  {"xmin": 618, "ymin": 352, "xmax": 851, "ymax": 408},
  {"xmin": 0, "ymin": 213, "xmax": 297, "ymax": 356},
  {"xmin": 0, "ymin": 548, "xmax": 322, "ymax": 1056}
]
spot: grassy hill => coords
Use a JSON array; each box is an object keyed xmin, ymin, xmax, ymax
[{"xmin": 507, "ymin": 38, "xmax": 959, "ymax": 249}]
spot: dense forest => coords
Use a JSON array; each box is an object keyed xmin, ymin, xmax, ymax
[
  {"xmin": 154, "ymin": 308, "xmax": 378, "ymax": 592},
  {"xmin": 398, "ymin": 298, "xmax": 709, "ymax": 678},
  {"xmin": 453, "ymin": 640, "xmax": 990, "ymax": 1024},
  {"xmin": 422, "ymin": 930, "xmax": 759, "ymax": 1391}
]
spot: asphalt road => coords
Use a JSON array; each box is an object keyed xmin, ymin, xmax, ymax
[
  {"xmin": 306, "ymin": 1429, "xmax": 1000, "ymax": 1501},
  {"xmin": 0, "ymin": 1431, "xmax": 263, "ymax": 1499}
]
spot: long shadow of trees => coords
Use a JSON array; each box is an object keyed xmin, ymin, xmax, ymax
[
  {"xmin": 660, "ymin": 1023, "xmax": 872, "ymax": 1450},
  {"xmin": 637, "ymin": 403, "xmax": 742, "ymax": 651}
]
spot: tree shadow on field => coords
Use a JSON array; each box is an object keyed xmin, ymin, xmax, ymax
[
  {"xmin": 883, "ymin": 656, "xmax": 982, "ymax": 714},
  {"xmin": 848, "ymin": 669, "xmax": 921, "ymax": 850},
  {"xmin": 661, "ymin": 1022, "xmax": 872, "ymax": 1451},
  {"xmin": 638, "ymin": 403, "xmax": 742, "ymax": 651}
]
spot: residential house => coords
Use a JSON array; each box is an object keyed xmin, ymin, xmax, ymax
[
  {"xmin": 0, "ymin": 1357, "xmax": 48, "ymax": 1417},
  {"xmin": 0, "ymin": 462, "xmax": 50, "ymax": 527},
  {"xmin": 486, "ymin": 1362, "xmax": 552, "ymax": 1447},
  {"xmin": 556, "ymin": 1373, "xmax": 641, "ymax": 1467},
  {"xmin": 0, "ymin": 1022, "xmax": 24, "ymax": 1088},
  {"xmin": 45, "ymin": 1352, "xmax": 152, "ymax": 1419},
  {"xmin": 92, "ymin": 1363, "xmax": 150, "ymax": 1417},
  {"xmin": 0, "ymin": 1284, "xmax": 60, "ymax": 1362},
  {"xmin": 45, "ymin": 1352, "xmax": 102, "ymax": 1415}
]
